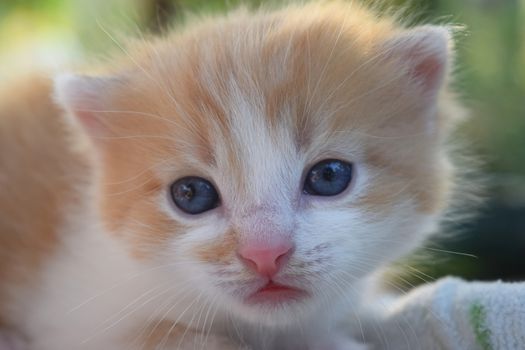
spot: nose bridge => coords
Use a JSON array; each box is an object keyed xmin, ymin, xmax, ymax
[
  {"xmin": 228, "ymin": 123, "xmax": 296, "ymax": 243},
  {"xmin": 235, "ymin": 203, "xmax": 294, "ymax": 244},
  {"xmin": 238, "ymin": 125, "xmax": 296, "ymax": 209},
  {"xmin": 235, "ymin": 203, "xmax": 296, "ymax": 278}
]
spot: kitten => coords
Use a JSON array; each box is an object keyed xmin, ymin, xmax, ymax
[{"xmin": 0, "ymin": 1, "xmax": 464, "ymax": 349}]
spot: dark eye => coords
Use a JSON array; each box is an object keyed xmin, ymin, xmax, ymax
[
  {"xmin": 170, "ymin": 177, "xmax": 220, "ymax": 215},
  {"xmin": 303, "ymin": 159, "xmax": 353, "ymax": 196}
]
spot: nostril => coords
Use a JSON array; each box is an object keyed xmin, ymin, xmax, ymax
[
  {"xmin": 275, "ymin": 249, "xmax": 292, "ymax": 267},
  {"xmin": 240, "ymin": 255, "xmax": 258, "ymax": 271},
  {"xmin": 238, "ymin": 242, "xmax": 294, "ymax": 277}
]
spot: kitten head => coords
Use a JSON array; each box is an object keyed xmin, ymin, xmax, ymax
[{"xmin": 55, "ymin": 2, "xmax": 461, "ymax": 327}]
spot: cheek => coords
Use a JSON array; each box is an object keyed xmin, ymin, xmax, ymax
[
  {"xmin": 297, "ymin": 204, "xmax": 435, "ymax": 273},
  {"xmin": 292, "ymin": 209, "xmax": 365, "ymax": 275},
  {"xmin": 192, "ymin": 229, "xmax": 238, "ymax": 265},
  {"xmin": 296, "ymin": 209, "xmax": 366, "ymax": 245},
  {"xmin": 103, "ymin": 197, "xmax": 186, "ymax": 259},
  {"xmin": 162, "ymin": 225, "xmax": 250, "ymax": 296},
  {"xmin": 170, "ymin": 220, "xmax": 240, "ymax": 270}
]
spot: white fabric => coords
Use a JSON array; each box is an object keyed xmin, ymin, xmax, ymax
[{"xmin": 364, "ymin": 277, "xmax": 525, "ymax": 350}]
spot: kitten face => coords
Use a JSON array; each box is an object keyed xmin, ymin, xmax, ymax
[{"xmin": 55, "ymin": 3, "xmax": 456, "ymax": 327}]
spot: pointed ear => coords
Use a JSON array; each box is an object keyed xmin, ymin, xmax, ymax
[
  {"xmin": 53, "ymin": 73, "xmax": 119, "ymax": 137},
  {"xmin": 382, "ymin": 25, "xmax": 452, "ymax": 100}
]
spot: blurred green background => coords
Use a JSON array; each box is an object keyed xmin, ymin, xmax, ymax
[{"xmin": 1, "ymin": 0, "xmax": 524, "ymax": 285}]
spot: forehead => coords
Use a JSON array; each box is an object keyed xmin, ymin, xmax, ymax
[
  {"xmin": 108, "ymin": 8, "xmax": 403, "ymax": 198},
  {"xmin": 132, "ymin": 14, "xmax": 392, "ymax": 153}
]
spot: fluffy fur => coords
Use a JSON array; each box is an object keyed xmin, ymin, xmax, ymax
[{"xmin": 0, "ymin": 2, "xmax": 465, "ymax": 349}]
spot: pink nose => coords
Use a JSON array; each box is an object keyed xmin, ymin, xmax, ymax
[{"xmin": 238, "ymin": 242, "xmax": 294, "ymax": 277}]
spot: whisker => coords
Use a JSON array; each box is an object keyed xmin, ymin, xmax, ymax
[
  {"xmin": 423, "ymin": 247, "xmax": 477, "ymax": 258},
  {"xmin": 67, "ymin": 261, "xmax": 194, "ymax": 313},
  {"xmin": 404, "ymin": 265, "xmax": 437, "ymax": 283},
  {"xmin": 157, "ymin": 291, "xmax": 205, "ymax": 349},
  {"xmin": 199, "ymin": 294, "xmax": 219, "ymax": 350},
  {"xmin": 74, "ymin": 108, "xmax": 181, "ymax": 129},
  {"xmin": 88, "ymin": 284, "xmax": 177, "ymax": 344},
  {"xmin": 327, "ymin": 268, "xmax": 420, "ymax": 349},
  {"xmin": 139, "ymin": 285, "xmax": 196, "ymax": 349},
  {"xmin": 305, "ymin": 7, "xmax": 350, "ymax": 118},
  {"xmin": 130, "ymin": 290, "xmax": 178, "ymax": 347}
]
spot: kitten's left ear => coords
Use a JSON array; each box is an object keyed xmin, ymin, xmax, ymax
[
  {"xmin": 381, "ymin": 25, "xmax": 452, "ymax": 100},
  {"xmin": 53, "ymin": 73, "xmax": 121, "ymax": 138}
]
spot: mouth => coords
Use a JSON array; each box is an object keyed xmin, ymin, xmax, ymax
[{"xmin": 245, "ymin": 281, "xmax": 307, "ymax": 305}]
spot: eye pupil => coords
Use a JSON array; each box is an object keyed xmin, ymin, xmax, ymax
[
  {"xmin": 303, "ymin": 159, "xmax": 353, "ymax": 196},
  {"xmin": 178, "ymin": 184, "xmax": 194, "ymax": 200},
  {"xmin": 170, "ymin": 177, "xmax": 219, "ymax": 215},
  {"xmin": 322, "ymin": 167, "xmax": 335, "ymax": 181}
]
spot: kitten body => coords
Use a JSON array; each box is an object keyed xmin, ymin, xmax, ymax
[{"xmin": 0, "ymin": 2, "xmax": 463, "ymax": 349}]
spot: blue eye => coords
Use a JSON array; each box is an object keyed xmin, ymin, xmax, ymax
[
  {"xmin": 170, "ymin": 177, "xmax": 220, "ymax": 215},
  {"xmin": 303, "ymin": 159, "xmax": 353, "ymax": 196}
]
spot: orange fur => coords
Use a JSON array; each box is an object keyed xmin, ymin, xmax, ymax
[
  {"xmin": 195, "ymin": 229, "xmax": 239, "ymax": 264},
  {"xmin": 0, "ymin": 74, "xmax": 92, "ymax": 321}
]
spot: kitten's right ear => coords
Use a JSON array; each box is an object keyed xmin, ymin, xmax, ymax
[
  {"xmin": 380, "ymin": 26, "xmax": 452, "ymax": 102},
  {"xmin": 54, "ymin": 73, "xmax": 118, "ymax": 137}
]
